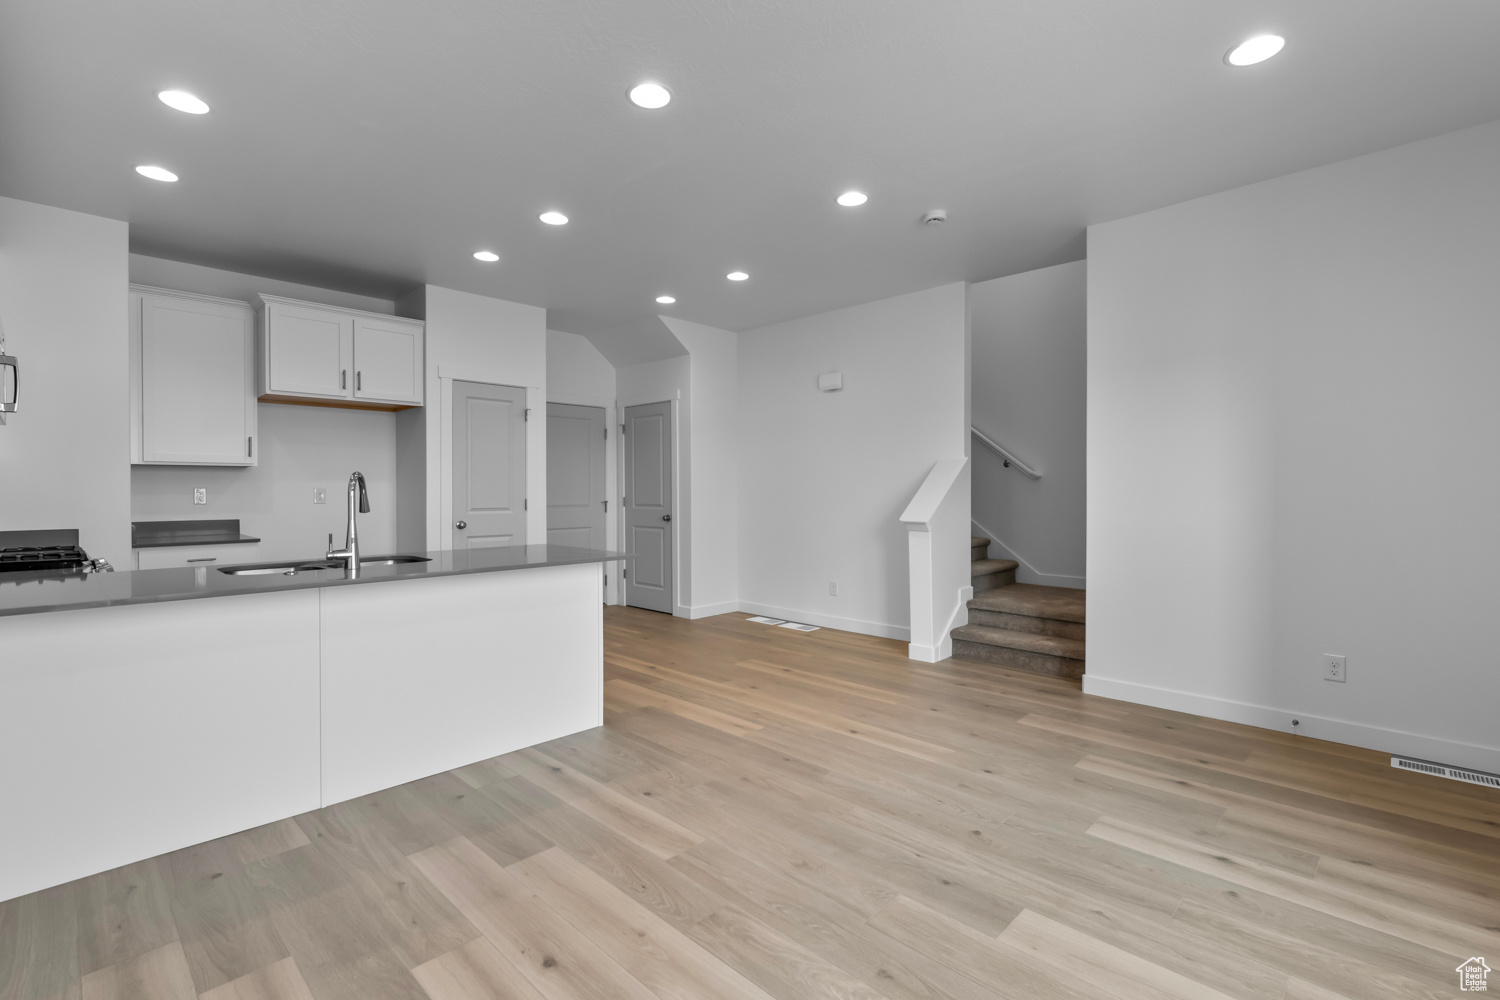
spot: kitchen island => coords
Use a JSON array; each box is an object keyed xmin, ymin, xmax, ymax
[{"xmin": 0, "ymin": 544, "xmax": 621, "ymax": 902}]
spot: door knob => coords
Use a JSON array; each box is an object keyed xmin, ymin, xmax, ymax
[
  {"xmin": 661, "ymin": 514, "xmax": 672, "ymax": 522},
  {"xmin": 455, "ymin": 520, "xmax": 467, "ymax": 529}
]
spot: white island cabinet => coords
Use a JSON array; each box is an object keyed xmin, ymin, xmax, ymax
[
  {"xmin": 0, "ymin": 549, "xmax": 607, "ymax": 903},
  {"xmin": 255, "ymin": 294, "xmax": 424, "ymax": 409}
]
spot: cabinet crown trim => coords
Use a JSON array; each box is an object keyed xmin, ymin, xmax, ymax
[
  {"xmin": 252, "ymin": 293, "xmax": 421, "ymax": 326},
  {"xmin": 130, "ymin": 284, "xmax": 255, "ymax": 310}
]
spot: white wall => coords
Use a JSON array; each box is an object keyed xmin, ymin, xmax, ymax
[
  {"xmin": 663, "ymin": 317, "xmax": 740, "ymax": 617},
  {"xmin": 971, "ymin": 261, "xmax": 1086, "ymax": 588},
  {"xmin": 547, "ymin": 329, "xmax": 615, "ymax": 401},
  {"xmin": 126, "ymin": 255, "xmax": 401, "ymax": 561},
  {"xmin": 399, "ymin": 286, "xmax": 548, "ymax": 551},
  {"xmin": 738, "ymin": 283, "xmax": 969, "ymax": 638},
  {"xmin": 1087, "ymin": 119, "xmax": 1500, "ymax": 772},
  {"xmin": 0, "ymin": 197, "xmax": 130, "ymax": 565},
  {"xmin": 131, "ymin": 405, "xmax": 398, "ymax": 562}
]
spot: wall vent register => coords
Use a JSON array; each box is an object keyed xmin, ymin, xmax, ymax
[{"xmin": 1391, "ymin": 755, "xmax": 1500, "ymax": 789}]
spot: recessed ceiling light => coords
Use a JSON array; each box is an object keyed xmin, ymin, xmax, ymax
[
  {"xmin": 727, "ymin": 271, "xmax": 749, "ymax": 282},
  {"xmin": 134, "ymin": 165, "xmax": 178, "ymax": 182},
  {"xmin": 629, "ymin": 82, "xmax": 671, "ymax": 109},
  {"xmin": 539, "ymin": 211, "xmax": 569, "ymax": 226},
  {"xmin": 473, "ymin": 250, "xmax": 500, "ymax": 262},
  {"xmin": 157, "ymin": 90, "xmax": 210, "ymax": 115},
  {"xmin": 656, "ymin": 295, "xmax": 676, "ymax": 305},
  {"xmin": 836, "ymin": 191, "xmax": 868, "ymax": 207},
  {"xmin": 1225, "ymin": 34, "xmax": 1285, "ymax": 67}
]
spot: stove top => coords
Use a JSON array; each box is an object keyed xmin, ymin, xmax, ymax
[
  {"xmin": 0, "ymin": 545, "xmax": 90, "ymax": 572},
  {"xmin": 0, "ymin": 530, "xmax": 111, "ymax": 577}
]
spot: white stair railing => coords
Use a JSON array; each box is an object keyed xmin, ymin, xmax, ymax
[{"xmin": 972, "ymin": 426, "xmax": 1040, "ymax": 479}]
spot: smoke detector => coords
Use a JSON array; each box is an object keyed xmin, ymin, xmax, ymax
[{"xmin": 923, "ymin": 210, "xmax": 947, "ymax": 225}]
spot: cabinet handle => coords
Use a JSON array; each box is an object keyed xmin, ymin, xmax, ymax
[
  {"xmin": 247, "ymin": 436, "xmax": 253, "ymax": 458},
  {"xmin": 341, "ymin": 369, "xmax": 347, "ymax": 390},
  {"xmin": 186, "ymin": 557, "xmax": 217, "ymax": 563},
  {"xmin": 356, "ymin": 371, "xmax": 362, "ymax": 392}
]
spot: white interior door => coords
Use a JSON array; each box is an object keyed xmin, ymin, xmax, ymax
[
  {"xmin": 452, "ymin": 381, "xmax": 527, "ymax": 548},
  {"xmin": 623, "ymin": 400, "xmax": 672, "ymax": 613},
  {"xmin": 546, "ymin": 403, "xmax": 606, "ymax": 550}
]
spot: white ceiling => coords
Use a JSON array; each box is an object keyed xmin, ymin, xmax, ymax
[{"xmin": 3, "ymin": 1, "xmax": 1499, "ymax": 336}]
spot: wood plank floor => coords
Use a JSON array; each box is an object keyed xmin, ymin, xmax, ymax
[{"xmin": 5, "ymin": 606, "xmax": 1498, "ymax": 1000}]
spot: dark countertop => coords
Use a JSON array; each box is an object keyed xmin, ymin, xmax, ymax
[
  {"xmin": 132, "ymin": 519, "xmax": 261, "ymax": 548},
  {"xmin": 0, "ymin": 545, "xmax": 625, "ymax": 619}
]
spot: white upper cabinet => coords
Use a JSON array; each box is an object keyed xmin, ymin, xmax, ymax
[
  {"xmin": 131, "ymin": 286, "xmax": 257, "ymax": 466},
  {"xmin": 260, "ymin": 298, "xmax": 352, "ymax": 399},
  {"xmin": 353, "ymin": 316, "xmax": 422, "ymax": 404},
  {"xmin": 256, "ymin": 295, "xmax": 423, "ymax": 409}
]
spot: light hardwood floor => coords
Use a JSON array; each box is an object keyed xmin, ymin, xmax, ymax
[{"xmin": 4, "ymin": 607, "xmax": 1498, "ymax": 1000}]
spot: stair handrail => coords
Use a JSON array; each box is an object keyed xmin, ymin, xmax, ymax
[{"xmin": 971, "ymin": 426, "xmax": 1041, "ymax": 480}]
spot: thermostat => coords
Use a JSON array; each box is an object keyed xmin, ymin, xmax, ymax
[{"xmin": 817, "ymin": 372, "xmax": 843, "ymax": 392}]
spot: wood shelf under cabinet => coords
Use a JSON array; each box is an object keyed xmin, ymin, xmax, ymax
[{"xmin": 257, "ymin": 392, "xmax": 417, "ymax": 412}]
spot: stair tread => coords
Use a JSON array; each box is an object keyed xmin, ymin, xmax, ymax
[
  {"xmin": 951, "ymin": 624, "xmax": 1084, "ymax": 660},
  {"xmin": 968, "ymin": 583, "xmax": 1085, "ymax": 623},
  {"xmin": 970, "ymin": 536, "xmax": 990, "ymax": 547},
  {"xmin": 971, "ymin": 558, "xmax": 1019, "ymax": 575}
]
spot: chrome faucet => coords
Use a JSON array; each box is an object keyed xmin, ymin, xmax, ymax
[{"xmin": 326, "ymin": 472, "xmax": 370, "ymax": 571}]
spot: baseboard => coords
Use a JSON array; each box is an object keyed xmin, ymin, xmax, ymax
[
  {"xmin": 908, "ymin": 641, "xmax": 949, "ymax": 663},
  {"xmin": 685, "ymin": 600, "xmax": 740, "ymax": 619},
  {"xmin": 738, "ymin": 601, "xmax": 909, "ymax": 641},
  {"xmin": 1082, "ymin": 674, "xmax": 1500, "ymax": 774},
  {"xmin": 911, "ymin": 585, "xmax": 971, "ymax": 662},
  {"xmin": 971, "ymin": 518, "xmax": 1085, "ymax": 590}
]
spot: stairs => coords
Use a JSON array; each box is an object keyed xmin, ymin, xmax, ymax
[{"xmin": 951, "ymin": 536, "xmax": 1085, "ymax": 680}]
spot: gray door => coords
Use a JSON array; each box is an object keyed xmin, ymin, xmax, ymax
[
  {"xmin": 546, "ymin": 402, "xmax": 606, "ymax": 549},
  {"xmin": 623, "ymin": 400, "xmax": 672, "ymax": 613},
  {"xmin": 453, "ymin": 381, "xmax": 527, "ymax": 548}
]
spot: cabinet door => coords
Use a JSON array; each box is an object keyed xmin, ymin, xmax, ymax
[
  {"xmin": 352, "ymin": 317, "xmax": 423, "ymax": 405},
  {"xmin": 265, "ymin": 301, "xmax": 353, "ymax": 398},
  {"xmin": 139, "ymin": 293, "xmax": 256, "ymax": 466},
  {"xmin": 135, "ymin": 544, "xmax": 260, "ymax": 570}
]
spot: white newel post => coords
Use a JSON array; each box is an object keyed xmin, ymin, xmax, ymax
[{"xmin": 901, "ymin": 457, "xmax": 970, "ymax": 663}]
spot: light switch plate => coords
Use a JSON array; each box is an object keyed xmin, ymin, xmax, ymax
[
  {"xmin": 193, "ymin": 488, "xmax": 207, "ymax": 505},
  {"xmin": 314, "ymin": 487, "xmax": 327, "ymax": 504}
]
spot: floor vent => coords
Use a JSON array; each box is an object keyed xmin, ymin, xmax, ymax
[{"xmin": 1391, "ymin": 755, "xmax": 1500, "ymax": 789}]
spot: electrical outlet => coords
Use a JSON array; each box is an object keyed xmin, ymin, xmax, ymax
[
  {"xmin": 313, "ymin": 487, "xmax": 327, "ymax": 504},
  {"xmin": 1323, "ymin": 654, "xmax": 1347, "ymax": 683},
  {"xmin": 193, "ymin": 488, "xmax": 207, "ymax": 505},
  {"xmin": 828, "ymin": 581, "xmax": 838, "ymax": 596}
]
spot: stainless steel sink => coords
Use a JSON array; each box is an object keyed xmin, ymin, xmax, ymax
[
  {"xmin": 217, "ymin": 561, "xmax": 337, "ymax": 576},
  {"xmin": 218, "ymin": 555, "xmax": 430, "ymax": 575}
]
